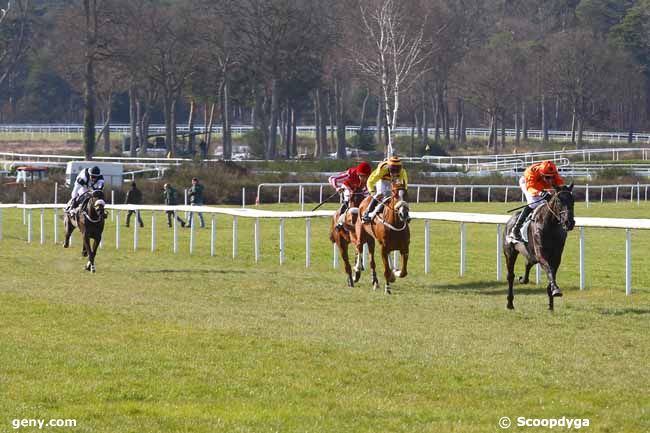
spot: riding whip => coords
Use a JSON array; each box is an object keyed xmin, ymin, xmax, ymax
[
  {"xmin": 311, "ymin": 191, "xmax": 341, "ymax": 212},
  {"xmin": 507, "ymin": 197, "xmax": 546, "ymax": 213}
]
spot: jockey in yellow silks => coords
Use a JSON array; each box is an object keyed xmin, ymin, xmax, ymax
[{"xmin": 362, "ymin": 156, "xmax": 408, "ymax": 223}]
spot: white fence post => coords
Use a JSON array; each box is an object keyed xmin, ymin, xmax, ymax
[
  {"xmin": 496, "ymin": 224, "xmax": 502, "ymax": 281},
  {"xmin": 625, "ymin": 229, "xmax": 632, "ymax": 296},
  {"xmin": 363, "ymin": 243, "xmax": 368, "ymax": 269},
  {"xmin": 210, "ymin": 215, "xmax": 216, "ymax": 257},
  {"xmin": 333, "ymin": 242, "xmax": 338, "ymax": 269},
  {"xmin": 435, "ymin": 186, "xmax": 439, "ymax": 203},
  {"xmin": 133, "ymin": 215, "xmax": 139, "ymax": 251},
  {"xmin": 27, "ymin": 209, "xmax": 32, "ymax": 243},
  {"xmin": 579, "ymin": 226, "xmax": 585, "ymax": 290},
  {"xmin": 232, "ymin": 216, "xmax": 238, "ymax": 258},
  {"xmin": 504, "ymin": 186, "xmax": 509, "ymax": 203},
  {"xmin": 459, "ymin": 222, "xmax": 466, "ymax": 276},
  {"xmin": 151, "ymin": 212, "xmax": 156, "ymax": 252},
  {"xmin": 254, "ymin": 218, "xmax": 260, "ymax": 263},
  {"xmin": 23, "ymin": 191, "xmax": 26, "ymax": 224},
  {"xmin": 40, "ymin": 208, "xmax": 45, "ymax": 245},
  {"xmin": 535, "ymin": 264, "xmax": 541, "ymax": 285},
  {"xmin": 111, "ymin": 190, "xmax": 115, "ymax": 222},
  {"xmin": 585, "ymin": 184, "xmax": 589, "ymax": 208},
  {"xmin": 115, "ymin": 210, "xmax": 120, "ymax": 249},
  {"xmin": 53, "ymin": 209, "xmax": 58, "ymax": 244},
  {"xmin": 305, "ymin": 218, "xmax": 311, "ymax": 267},
  {"xmin": 242, "ymin": 187, "xmax": 246, "ymax": 208},
  {"xmin": 278, "ymin": 185, "xmax": 282, "ymax": 204},
  {"xmin": 189, "ymin": 213, "xmax": 195, "ymax": 255},
  {"xmin": 173, "ymin": 213, "xmax": 178, "ymax": 253},
  {"xmin": 487, "ymin": 186, "xmax": 491, "ymax": 203},
  {"xmin": 280, "ymin": 219, "xmax": 285, "ymax": 265},
  {"xmin": 424, "ymin": 220, "xmax": 430, "ymax": 274}
]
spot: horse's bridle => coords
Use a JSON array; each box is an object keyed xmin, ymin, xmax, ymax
[
  {"xmin": 546, "ymin": 191, "xmax": 571, "ymax": 225},
  {"xmin": 82, "ymin": 198, "xmax": 104, "ymax": 224}
]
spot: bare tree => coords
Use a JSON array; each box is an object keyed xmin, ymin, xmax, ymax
[
  {"xmin": 0, "ymin": 0, "xmax": 32, "ymax": 90},
  {"xmin": 351, "ymin": 0, "xmax": 429, "ymax": 156}
]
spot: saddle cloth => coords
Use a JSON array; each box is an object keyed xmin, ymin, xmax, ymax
[{"xmin": 519, "ymin": 203, "xmax": 547, "ymax": 244}]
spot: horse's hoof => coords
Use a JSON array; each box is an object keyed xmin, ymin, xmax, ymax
[
  {"xmin": 347, "ymin": 276, "xmax": 354, "ymax": 287},
  {"xmin": 393, "ymin": 270, "xmax": 402, "ymax": 278},
  {"xmin": 354, "ymin": 271, "xmax": 361, "ymax": 283},
  {"xmin": 507, "ymin": 304, "xmax": 515, "ymax": 310},
  {"xmin": 552, "ymin": 288, "xmax": 563, "ymax": 297},
  {"xmin": 82, "ymin": 251, "xmax": 88, "ymax": 257},
  {"xmin": 518, "ymin": 276, "xmax": 529, "ymax": 284},
  {"xmin": 373, "ymin": 281, "xmax": 379, "ymax": 291},
  {"xmin": 384, "ymin": 286, "xmax": 392, "ymax": 295},
  {"xmin": 91, "ymin": 266, "xmax": 96, "ymax": 274},
  {"xmin": 388, "ymin": 274, "xmax": 396, "ymax": 283}
]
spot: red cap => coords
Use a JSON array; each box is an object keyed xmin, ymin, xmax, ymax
[{"xmin": 356, "ymin": 161, "xmax": 372, "ymax": 176}]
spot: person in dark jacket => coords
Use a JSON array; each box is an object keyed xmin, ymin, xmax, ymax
[
  {"xmin": 163, "ymin": 183, "xmax": 186, "ymax": 228},
  {"xmin": 187, "ymin": 177, "xmax": 205, "ymax": 228},
  {"xmin": 125, "ymin": 181, "xmax": 144, "ymax": 228}
]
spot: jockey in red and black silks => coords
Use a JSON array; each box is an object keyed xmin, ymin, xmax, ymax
[{"xmin": 328, "ymin": 161, "xmax": 372, "ymax": 229}]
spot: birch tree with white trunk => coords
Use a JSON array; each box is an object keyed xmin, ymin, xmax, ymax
[{"xmin": 352, "ymin": 0, "xmax": 428, "ymax": 156}]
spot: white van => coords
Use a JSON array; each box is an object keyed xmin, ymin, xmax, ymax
[{"xmin": 66, "ymin": 161, "xmax": 123, "ymax": 189}]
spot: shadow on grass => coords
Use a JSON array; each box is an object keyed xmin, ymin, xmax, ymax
[
  {"xmin": 599, "ymin": 308, "xmax": 650, "ymax": 316},
  {"xmin": 428, "ymin": 280, "xmax": 549, "ymax": 296},
  {"xmin": 141, "ymin": 269, "xmax": 247, "ymax": 274}
]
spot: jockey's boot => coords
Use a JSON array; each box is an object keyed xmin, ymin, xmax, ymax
[
  {"xmin": 507, "ymin": 205, "xmax": 532, "ymax": 243},
  {"xmin": 65, "ymin": 197, "xmax": 77, "ymax": 215},
  {"xmin": 362, "ymin": 199, "xmax": 378, "ymax": 223},
  {"xmin": 335, "ymin": 202, "xmax": 349, "ymax": 229}
]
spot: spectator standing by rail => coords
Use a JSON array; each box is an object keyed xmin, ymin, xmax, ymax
[
  {"xmin": 125, "ymin": 181, "xmax": 144, "ymax": 228},
  {"xmin": 163, "ymin": 183, "xmax": 186, "ymax": 228},
  {"xmin": 187, "ymin": 177, "xmax": 205, "ymax": 228}
]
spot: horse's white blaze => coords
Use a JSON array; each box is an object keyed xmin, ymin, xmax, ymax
[{"xmin": 94, "ymin": 199, "xmax": 106, "ymax": 207}]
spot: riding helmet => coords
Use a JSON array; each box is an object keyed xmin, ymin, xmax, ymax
[
  {"xmin": 356, "ymin": 161, "xmax": 372, "ymax": 176},
  {"xmin": 388, "ymin": 156, "xmax": 402, "ymax": 174},
  {"xmin": 539, "ymin": 160, "xmax": 558, "ymax": 176},
  {"xmin": 90, "ymin": 166, "xmax": 101, "ymax": 176}
]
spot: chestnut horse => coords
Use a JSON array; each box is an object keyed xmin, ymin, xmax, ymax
[
  {"xmin": 330, "ymin": 189, "xmax": 379, "ymax": 288},
  {"xmin": 63, "ymin": 190, "xmax": 106, "ymax": 273},
  {"xmin": 356, "ymin": 183, "xmax": 410, "ymax": 294},
  {"xmin": 503, "ymin": 184, "xmax": 575, "ymax": 310}
]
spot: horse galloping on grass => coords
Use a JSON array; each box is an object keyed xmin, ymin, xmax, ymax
[
  {"xmin": 63, "ymin": 190, "xmax": 106, "ymax": 273},
  {"xmin": 356, "ymin": 182, "xmax": 410, "ymax": 294},
  {"xmin": 330, "ymin": 188, "xmax": 378, "ymax": 288},
  {"xmin": 503, "ymin": 184, "xmax": 575, "ymax": 310}
]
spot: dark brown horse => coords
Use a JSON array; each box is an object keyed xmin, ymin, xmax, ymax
[
  {"xmin": 63, "ymin": 190, "xmax": 106, "ymax": 273},
  {"xmin": 356, "ymin": 183, "xmax": 410, "ymax": 294},
  {"xmin": 503, "ymin": 184, "xmax": 575, "ymax": 310},
  {"xmin": 329, "ymin": 189, "xmax": 378, "ymax": 288}
]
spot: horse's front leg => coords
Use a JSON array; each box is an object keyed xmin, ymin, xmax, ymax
[
  {"xmin": 381, "ymin": 247, "xmax": 394, "ymax": 294},
  {"xmin": 63, "ymin": 216, "xmax": 74, "ymax": 248},
  {"xmin": 83, "ymin": 234, "xmax": 93, "ymax": 271},
  {"xmin": 367, "ymin": 237, "xmax": 379, "ymax": 290},
  {"xmin": 538, "ymin": 257, "xmax": 561, "ymax": 310},
  {"xmin": 394, "ymin": 249, "xmax": 409, "ymax": 278},
  {"xmin": 505, "ymin": 245, "xmax": 518, "ymax": 310},
  {"xmin": 338, "ymin": 238, "xmax": 354, "ymax": 288},
  {"xmin": 88, "ymin": 236, "xmax": 100, "ymax": 273},
  {"xmin": 519, "ymin": 261, "xmax": 535, "ymax": 284}
]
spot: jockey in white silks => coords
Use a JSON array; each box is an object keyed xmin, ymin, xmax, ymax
[{"xmin": 66, "ymin": 166, "xmax": 105, "ymax": 213}]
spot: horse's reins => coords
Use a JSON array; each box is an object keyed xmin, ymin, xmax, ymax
[
  {"xmin": 375, "ymin": 193, "xmax": 409, "ymax": 231},
  {"xmin": 544, "ymin": 192, "xmax": 570, "ymax": 224}
]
